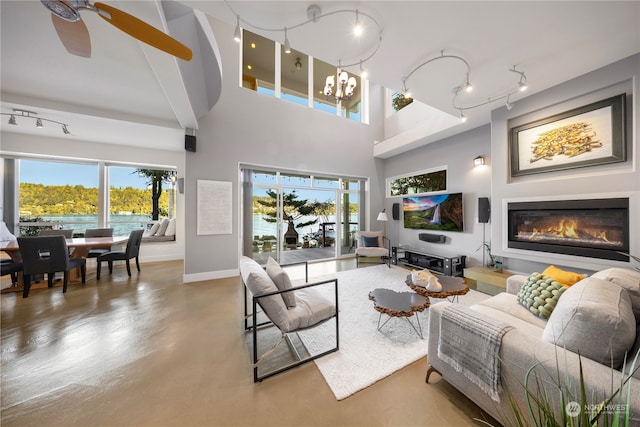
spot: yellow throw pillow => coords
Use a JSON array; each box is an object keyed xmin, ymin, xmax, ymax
[{"xmin": 542, "ymin": 265, "xmax": 585, "ymax": 287}]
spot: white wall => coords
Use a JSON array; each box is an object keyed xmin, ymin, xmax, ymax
[
  {"xmin": 182, "ymin": 15, "xmax": 387, "ymax": 282},
  {"xmin": 491, "ymin": 53, "xmax": 639, "ymax": 274},
  {"xmin": 382, "ymin": 125, "xmax": 492, "ymax": 267},
  {"xmin": 0, "ymin": 132, "xmax": 186, "ymax": 264}
]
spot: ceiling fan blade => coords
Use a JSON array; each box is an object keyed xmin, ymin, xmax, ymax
[
  {"xmin": 51, "ymin": 13, "xmax": 91, "ymax": 58},
  {"xmin": 93, "ymin": 2, "xmax": 192, "ymax": 61}
]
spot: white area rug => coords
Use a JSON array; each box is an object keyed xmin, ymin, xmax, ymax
[{"xmin": 297, "ymin": 264, "xmax": 490, "ymax": 400}]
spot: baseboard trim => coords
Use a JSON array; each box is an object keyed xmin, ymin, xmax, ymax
[{"xmin": 183, "ymin": 268, "xmax": 239, "ymax": 283}]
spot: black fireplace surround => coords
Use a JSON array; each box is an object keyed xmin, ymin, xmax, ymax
[{"xmin": 507, "ymin": 198, "xmax": 629, "ymax": 261}]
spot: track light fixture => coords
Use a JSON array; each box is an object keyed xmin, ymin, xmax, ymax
[
  {"xmin": 402, "ymin": 50, "xmax": 529, "ymax": 121},
  {"xmin": 225, "ymin": 2, "xmax": 382, "ymax": 71},
  {"xmin": 233, "ymin": 15, "xmax": 241, "ymax": 42},
  {"xmin": 1, "ymin": 109, "xmax": 71, "ymax": 135},
  {"xmin": 283, "ymin": 28, "xmax": 291, "ymax": 54}
]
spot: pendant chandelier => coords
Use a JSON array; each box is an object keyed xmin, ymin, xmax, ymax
[{"xmin": 324, "ymin": 63, "xmax": 357, "ymax": 103}]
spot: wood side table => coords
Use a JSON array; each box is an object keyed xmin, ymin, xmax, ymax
[
  {"xmin": 405, "ymin": 274, "xmax": 469, "ymax": 302},
  {"xmin": 368, "ymin": 288, "xmax": 430, "ymax": 339}
]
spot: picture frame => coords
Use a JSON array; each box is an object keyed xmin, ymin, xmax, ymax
[{"xmin": 510, "ymin": 93, "xmax": 626, "ymax": 177}]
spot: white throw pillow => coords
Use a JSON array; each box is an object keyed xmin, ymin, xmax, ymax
[
  {"xmin": 591, "ymin": 268, "xmax": 640, "ymax": 319},
  {"xmin": 147, "ymin": 222, "xmax": 160, "ymax": 236},
  {"xmin": 164, "ymin": 218, "xmax": 176, "ymax": 237},
  {"xmin": 265, "ymin": 257, "xmax": 296, "ymax": 308},
  {"xmin": 156, "ymin": 218, "xmax": 170, "ymax": 236},
  {"xmin": 542, "ymin": 277, "xmax": 636, "ymax": 369}
]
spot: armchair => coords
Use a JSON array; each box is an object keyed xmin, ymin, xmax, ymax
[
  {"xmin": 240, "ymin": 256, "xmax": 339, "ymax": 382},
  {"xmin": 355, "ymin": 231, "xmax": 390, "ymax": 268}
]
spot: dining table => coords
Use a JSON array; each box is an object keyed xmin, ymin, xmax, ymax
[{"xmin": 1, "ymin": 236, "xmax": 129, "ymax": 283}]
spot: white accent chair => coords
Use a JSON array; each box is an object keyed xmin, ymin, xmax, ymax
[
  {"xmin": 240, "ymin": 256, "xmax": 339, "ymax": 382},
  {"xmin": 355, "ymin": 231, "xmax": 390, "ymax": 268}
]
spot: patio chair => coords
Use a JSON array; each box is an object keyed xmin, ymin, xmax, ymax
[
  {"xmin": 240, "ymin": 256, "xmax": 339, "ymax": 382},
  {"xmin": 17, "ymin": 235, "xmax": 86, "ymax": 298},
  {"xmin": 355, "ymin": 231, "xmax": 391, "ymax": 268},
  {"xmin": 96, "ymin": 229, "xmax": 144, "ymax": 279},
  {"xmin": 84, "ymin": 228, "xmax": 114, "ymax": 258}
]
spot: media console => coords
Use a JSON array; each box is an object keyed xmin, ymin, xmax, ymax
[{"xmin": 392, "ymin": 246, "xmax": 466, "ymax": 277}]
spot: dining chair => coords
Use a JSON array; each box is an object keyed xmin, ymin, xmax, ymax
[
  {"xmin": 38, "ymin": 229, "xmax": 74, "ymax": 238},
  {"xmin": 84, "ymin": 228, "xmax": 114, "ymax": 258},
  {"xmin": 17, "ymin": 236, "xmax": 86, "ymax": 298},
  {"xmin": 1, "ymin": 259, "xmax": 23, "ymax": 286},
  {"xmin": 96, "ymin": 229, "xmax": 144, "ymax": 279}
]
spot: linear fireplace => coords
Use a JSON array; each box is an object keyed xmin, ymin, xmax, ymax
[{"xmin": 507, "ymin": 198, "xmax": 629, "ymax": 261}]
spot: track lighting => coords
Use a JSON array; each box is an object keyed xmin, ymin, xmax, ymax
[
  {"xmin": 225, "ymin": 3, "xmax": 382, "ymax": 72},
  {"xmin": 233, "ymin": 15, "xmax": 241, "ymax": 42},
  {"xmin": 1, "ymin": 109, "xmax": 71, "ymax": 135},
  {"xmin": 473, "ymin": 156, "xmax": 485, "ymax": 167},
  {"xmin": 353, "ymin": 10, "xmax": 363, "ymax": 36},
  {"xmin": 403, "ymin": 51, "xmax": 529, "ymax": 122},
  {"xmin": 283, "ymin": 28, "xmax": 291, "ymax": 54},
  {"xmin": 295, "ymin": 57, "xmax": 302, "ymax": 70},
  {"xmin": 359, "ymin": 60, "xmax": 368, "ymax": 79}
]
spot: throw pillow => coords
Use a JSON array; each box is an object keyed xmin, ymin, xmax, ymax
[
  {"xmin": 156, "ymin": 218, "xmax": 170, "ymax": 236},
  {"xmin": 516, "ymin": 272, "xmax": 569, "ymax": 319},
  {"xmin": 164, "ymin": 218, "xmax": 176, "ymax": 237},
  {"xmin": 542, "ymin": 277, "xmax": 636, "ymax": 369},
  {"xmin": 591, "ymin": 268, "xmax": 640, "ymax": 319},
  {"xmin": 147, "ymin": 222, "xmax": 160, "ymax": 236},
  {"xmin": 362, "ymin": 236, "xmax": 379, "ymax": 247},
  {"xmin": 542, "ymin": 265, "xmax": 586, "ymax": 286},
  {"xmin": 265, "ymin": 257, "xmax": 296, "ymax": 308}
]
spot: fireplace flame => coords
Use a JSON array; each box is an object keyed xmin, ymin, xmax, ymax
[{"xmin": 548, "ymin": 219, "xmax": 580, "ymax": 238}]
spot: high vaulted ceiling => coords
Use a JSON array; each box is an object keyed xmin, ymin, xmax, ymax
[{"xmin": 1, "ymin": 1, "xmax": 639, "ymax": 153}]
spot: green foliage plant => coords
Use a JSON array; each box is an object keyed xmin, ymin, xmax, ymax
[
  {"xmin": 392, "ymin": 92, "xmax": 414, "ymax": 111},
  {"xmin": 477, "ymin": 346, "xmax": 639, "ymax": 427}
]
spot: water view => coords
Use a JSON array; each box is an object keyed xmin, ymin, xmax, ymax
[{"xmin": 25, "ymin": 214, "xmax": 153, "ymax": 237}]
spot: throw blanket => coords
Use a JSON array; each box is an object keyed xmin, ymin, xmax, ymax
[{"xmin": 438, "ymin": 304, "xmax": 513, "ymax": 402}]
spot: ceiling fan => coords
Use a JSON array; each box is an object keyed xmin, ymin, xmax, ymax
[{"xmin": 41, "ymin": 0, "xmax": 192, "ymax": 61}]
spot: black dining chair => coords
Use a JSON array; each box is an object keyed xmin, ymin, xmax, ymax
[
  {"xmin": 1, "ymin": 259, "xmax": 23, "ymax": 286},
  {"xmin": 97, "ymin": 229, "xmax": 144, "ymax": 279},
  {"xmin": 17, "ymin": 236, "xmax": 86, "ymax": 298},
  {"xmin": 84, "ymin": 228, "xmax": 114, "ymax": 258},
  {"xmin": 38, "ymin": 229, "xmax": 74, "ymax": 238}
]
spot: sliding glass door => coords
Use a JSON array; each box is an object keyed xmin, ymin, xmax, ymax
[{"xmin": 242, "ymin": 167, "xmax": 365, "ymax": 265}]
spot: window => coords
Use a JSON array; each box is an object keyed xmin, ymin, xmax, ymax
[
  {"xmin": 387, "ymin": 167, "xmax": 447, "ymax": 197},
  {"xmin": 242, "ymin": 31, "xmax": 275, "ymax": 93},
  {"xmin": 281, "ymin": 48, "xmax": 308, "ymax": 106},
  {"xmin": 15, "ymin": 158, "xmax": 176, "ymax": 237}
]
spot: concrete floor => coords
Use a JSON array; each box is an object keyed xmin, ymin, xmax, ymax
[{"xmin": 1, "ymin": 259, "xmax": 498, "ymax": 427}]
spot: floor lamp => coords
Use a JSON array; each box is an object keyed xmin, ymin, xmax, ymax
[{"xmin": 377, "ymin": 210, "xmax": 390, "ymax": 259}]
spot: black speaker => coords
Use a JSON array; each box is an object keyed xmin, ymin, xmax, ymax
[
  {"xmin": 419, "ymin": 233, "xmax": 446, "ymax": 243},
  {"xmin": 185, "ymin": 135, "xmax": 196, "ymax": 152},
  {"xmin": 392, "ymin": 203, "xmax": 400, "ymax": 220},
  {"xmin": 478, "ymin": 197, "xmax": 490, "ymax": 223}
]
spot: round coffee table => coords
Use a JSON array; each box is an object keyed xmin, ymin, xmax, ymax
[
  {"xmin": 368, "ymin": 288, "xmax": 430, "ymax": 338},
  {"xmin": 405, "ymin": 274, "xmax": 469, "ymax": 302}
]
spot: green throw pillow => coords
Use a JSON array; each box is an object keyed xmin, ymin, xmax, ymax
[{"xmin": 516, "ymin": 272, "xmax": 569, "ymax": 319}]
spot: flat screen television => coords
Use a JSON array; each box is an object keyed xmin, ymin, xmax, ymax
[{"xmin": 403, "ymin": 193, "xmax": 463, "ymax": 232}]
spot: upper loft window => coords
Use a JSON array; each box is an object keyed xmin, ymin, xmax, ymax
[
  {"xmin": 240, "ymin": 29, "xmax": 367, "ymax": 124},
  {"xmin": 386, "ymin": 167, "xmax": 447, "ymax": 197}
]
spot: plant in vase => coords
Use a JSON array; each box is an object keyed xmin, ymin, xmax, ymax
[{"xmin": 477, "ymin": 242, "xmax": 496, "ymax": 268}]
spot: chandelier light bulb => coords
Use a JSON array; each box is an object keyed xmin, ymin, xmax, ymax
[
  {"xmin": 465, "ymin": 75, "xmax": 473, "ymax": 92},
  {"xmin": 325, "ymin": 75, "xmax": 334, "ymax": 87},
  {"xmin": 339, "ymin": 71, "xmax": 349, "ymax": 84},
  {"xmin": 459, "ymin": 111, "xmax": 467, "ymax": 123},
  {"xmin": 519, "ymin": 80, "xmax": 528, "ymax": 92}
]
